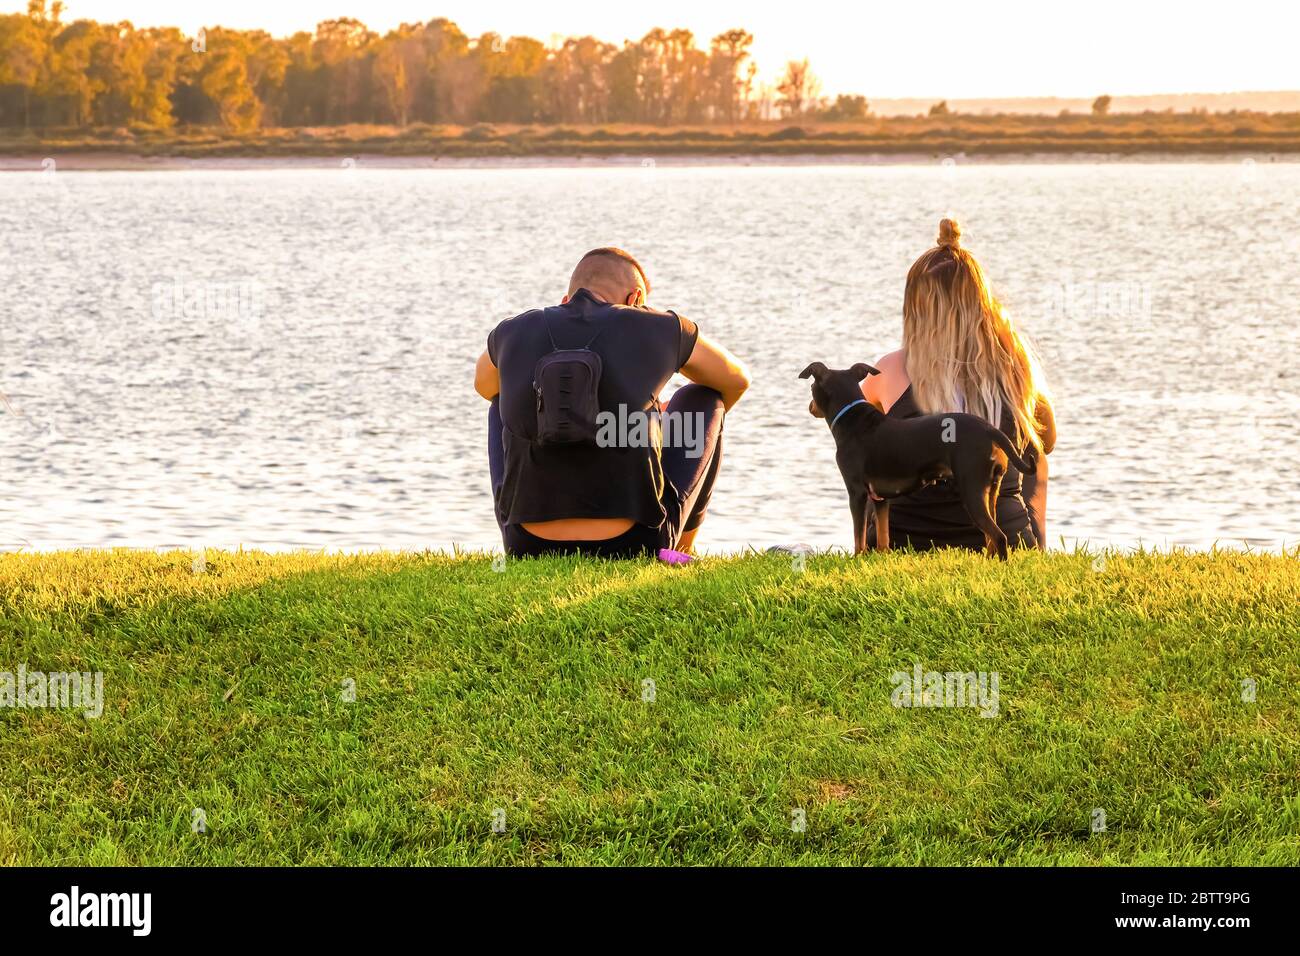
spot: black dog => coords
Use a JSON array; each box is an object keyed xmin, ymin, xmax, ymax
[{"xmin": 800, "ymin": 362, "xmax": 1033, "ymax": 559}]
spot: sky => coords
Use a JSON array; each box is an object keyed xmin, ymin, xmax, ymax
[{"xmin": 8, "ymin": 0, "xmax": 1296, "ymax": 99}]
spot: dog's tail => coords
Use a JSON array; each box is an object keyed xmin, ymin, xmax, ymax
[{"xmin": 988, "ymin": 426, "xmax": 1035, "ymax": 474}]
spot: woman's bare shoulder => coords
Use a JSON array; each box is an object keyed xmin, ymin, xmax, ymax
[
  {"xmin": 862, "ymin": 349, "xmax": 909, "ymax": 408},
  {"xmin": 874, "ymin": 349, "xmax": 906, "ymax": 373}
]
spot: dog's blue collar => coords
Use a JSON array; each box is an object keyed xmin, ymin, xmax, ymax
[
  {"xmin": 830, "ymin": 399, "xmax": 868, "ymax": 429},
  {"xmin": 826, "ymin": 400, "xmax": 868, "ymax": 429}
]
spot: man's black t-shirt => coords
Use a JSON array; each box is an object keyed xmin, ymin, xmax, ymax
[{"xmin": 487, "ymin": 288, "xmax": 699, "ymax": 528}]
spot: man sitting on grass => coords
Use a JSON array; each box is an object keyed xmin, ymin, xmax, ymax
[{"xmin": 474, "ymin": 247, "xmax": 750, "ymax": 558}]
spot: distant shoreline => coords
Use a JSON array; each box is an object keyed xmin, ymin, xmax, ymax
[
  {"xmin": 2, "ymin": 116, "xmax": 1298, "ymax": 169},
  {"xmin": 3, "ymin": 152, "xmax": 1299, "ymax": 172}
]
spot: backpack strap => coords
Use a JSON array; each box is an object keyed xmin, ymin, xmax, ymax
[{"xmin": 543, "ymin": 313, "xmax": 603, "ymax": 353}]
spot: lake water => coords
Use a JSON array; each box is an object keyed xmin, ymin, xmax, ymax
[{"xmin": 3, "ymin": 159, "xmax": 1298, "ymax": 554}]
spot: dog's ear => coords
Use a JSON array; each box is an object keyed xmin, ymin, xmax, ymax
[
  {"xmin": 852, "ymin": 363, "xmax": 881, "ymax": 380},
  {"xmin": 799, "ymin": 362, "xmax": 829, "ymax": 381}
]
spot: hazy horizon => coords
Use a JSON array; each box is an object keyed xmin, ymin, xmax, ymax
[{"xmin": 6, "ymin": 0, "xmax": 1295, "ymax": 101}]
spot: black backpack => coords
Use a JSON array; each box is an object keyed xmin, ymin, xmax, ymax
[{"xmin": 532, "ymin": 317, "xmax": 604, "ymax": 446}]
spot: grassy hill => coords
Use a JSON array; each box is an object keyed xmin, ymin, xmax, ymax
[{"xmin": 0, "ymin": 548, "xmax": 1296, "ymax": 865}]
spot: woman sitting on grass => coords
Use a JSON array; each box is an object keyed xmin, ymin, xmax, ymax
[{"xmin": 862, "ymin": 218, "xmax": 1056, "ymax": 551}]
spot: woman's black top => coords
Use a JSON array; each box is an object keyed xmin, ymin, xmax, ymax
[{"xmin": 870, "ymin": 385, "xmax": 1039, "ymax": 551}]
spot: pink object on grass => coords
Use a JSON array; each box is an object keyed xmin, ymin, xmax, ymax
[{"xmin": 657, "ymin": 548, "xmax": 693, "ymax": 565}]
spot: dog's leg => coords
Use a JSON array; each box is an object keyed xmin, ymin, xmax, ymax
[
  {"xmin": 849, "ymin": 487, "xmax": 869, "ymax": 555},
  {"xmin": 987, "ymin": 455, "xmax": 1008, "ymax": 559},
  {"xmin": 873, "ymin": 498, "xmax": 890, "ymax": 552},
  {"xmin": 986, "ymin": 479, "xmax": 1008, "ymax": 560},
  {"xmin": 987, "ymin": 461, "xmax": 1005, "ymax": 537},
  {"xmin": 959, "ymin": 474, "xmax": 1009, "ymax": 560}
]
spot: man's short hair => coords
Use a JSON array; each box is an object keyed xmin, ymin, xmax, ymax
[{"xmin": 573, "ymin": 247, "xmax": 651, "ymax": 296}]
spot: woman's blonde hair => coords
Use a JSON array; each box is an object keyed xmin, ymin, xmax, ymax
[{"xmin": 903, "ymin": 218, "xmax": 1049, "ymax": 453}]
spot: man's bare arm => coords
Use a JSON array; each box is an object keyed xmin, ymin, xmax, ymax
[
  {"xmin": 680, "ymin": 334, "xmax": 750, "ymax": 411},
  {"xmin": 474, "ymin": 350, "xmax": 500, "ymax": 401}
]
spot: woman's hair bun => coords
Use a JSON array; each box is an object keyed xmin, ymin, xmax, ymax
[{"xmin": 936, "ymin": 218, "xmax": 962, "ymax": 249}]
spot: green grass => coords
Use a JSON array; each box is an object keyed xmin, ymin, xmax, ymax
[{"xmin": 0, "ymin": 548, "xmax": 1297, "ymax": 865}]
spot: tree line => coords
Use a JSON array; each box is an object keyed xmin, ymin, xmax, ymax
[{"xmin": 0, "ymin": 1, "xmax": 874, "ymax": 131}]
